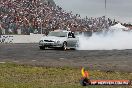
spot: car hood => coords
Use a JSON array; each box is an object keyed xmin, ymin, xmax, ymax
[{"xmin": 40, "ymin": 36, "xmax": 67, "ymax": 42}]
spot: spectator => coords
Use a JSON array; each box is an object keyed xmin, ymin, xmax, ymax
[{"xmin": 0, "ymin": 0, "xmax": 118, "ymax": 35}]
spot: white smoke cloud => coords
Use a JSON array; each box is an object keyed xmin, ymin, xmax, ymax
[{"xmin": 78, "ymin": 29, "xmax": 132, "ymax": 50}]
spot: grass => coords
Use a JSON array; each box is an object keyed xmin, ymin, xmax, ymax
[{"xmin": 0, "ymin": 63, "xmax": 132, "ymax": 88}]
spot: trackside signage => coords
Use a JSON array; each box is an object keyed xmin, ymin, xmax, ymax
[
  {"xmin": 90, "ymin": 80, "xmax": 131, "ymax": 85},
  {"xmin": 80, "ymin": 67, "xmax": 131, "ymax": 86}
]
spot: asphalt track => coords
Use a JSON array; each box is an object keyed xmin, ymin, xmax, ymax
[{"xmin": 0, "ymin": 44, "xmax": 132, "ymax": 72}]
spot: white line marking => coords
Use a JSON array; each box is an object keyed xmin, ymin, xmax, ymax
[{"xmin": 0, "ymin": 62, "xmax": 6, "ymax": 64}]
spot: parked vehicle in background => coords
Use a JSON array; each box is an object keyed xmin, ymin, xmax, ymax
[{"xmin": 39, "ymin": 30, "xmax": 78, "ymax": 50}]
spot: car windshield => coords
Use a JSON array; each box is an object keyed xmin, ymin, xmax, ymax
[{"xmin": 48, "ymin": 31, "xmax": 67, "ymax": 37}]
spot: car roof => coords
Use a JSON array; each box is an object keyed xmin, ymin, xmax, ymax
[{"xmin": 53, "ymin": 30, "xmax": 71, "ymax": 33}]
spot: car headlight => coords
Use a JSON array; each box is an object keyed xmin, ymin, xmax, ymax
[
  {"xmin": 39, "ymin": 40, "xmax": 43, "ymax": 42},
  {"xmin": 39, "ymin": 40, "xmax": 43, "ymax": 44}
]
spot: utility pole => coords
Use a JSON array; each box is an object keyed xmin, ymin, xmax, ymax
[
  {"xmin": 41, "ymin": 19, "xmax": 42, "ymax": 34},
  {"xmin": 40, "ymin": 16, "xmax": 43, "ymax": 34},
  {"xmin": 105, "ymin": 0, "xmax": 107, "ymax": 17},
  {"xmin": 104, "ymin": 0, "xmax": 107, "ymax": 30}
]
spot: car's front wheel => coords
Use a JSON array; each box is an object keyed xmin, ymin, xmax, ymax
[
  {"xmin": 62, "ymin": 42, "xmax": 67, "ymax": 51},
  {"xmin": 39, "ymin": 46, "xmax": 45, "ymax": 50}
]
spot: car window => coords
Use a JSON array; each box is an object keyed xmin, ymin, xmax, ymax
[
  {"xmin": 48, "ymin": 32, "xmax": 67, "ymax": 37},
  {"xmin": 68, "ymin": 32, "xmax": 75, "ymax": 38}
]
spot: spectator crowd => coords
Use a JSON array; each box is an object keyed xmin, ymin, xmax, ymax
[{"xmin": 0, "ymin": 0, "xmax": 117, "ymax": 35}]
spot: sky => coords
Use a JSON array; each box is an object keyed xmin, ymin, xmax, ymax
[{"xmin": 54, "ymin": 0, "xmax": 132, "ymax": 23}]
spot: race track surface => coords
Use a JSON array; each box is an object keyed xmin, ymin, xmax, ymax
[{"xmin": 0, "ymin": 44, "xmax": 132, "ymax": 72}]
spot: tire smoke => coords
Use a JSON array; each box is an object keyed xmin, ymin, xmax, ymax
[{"xmin": 77, "ymin": 29, "xmax": 132, "ymax": 50}]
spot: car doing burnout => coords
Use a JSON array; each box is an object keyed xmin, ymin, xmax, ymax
[{"xmin": 39, "ymin": 30, "xmax": 78, "ymax": 50}]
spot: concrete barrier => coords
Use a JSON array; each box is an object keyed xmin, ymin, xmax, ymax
[{"xmin": 0, "ymin": 34, "xmax": 44, "ymax": 43}]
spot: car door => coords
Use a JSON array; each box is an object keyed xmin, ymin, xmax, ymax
[{"xmin": 67, "ymin": 32, "xmax": 78, "ymax": 47}]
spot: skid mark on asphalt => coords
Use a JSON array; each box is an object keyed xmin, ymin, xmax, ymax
[
  {"xmin": 32, "ymin": 60, "xmax": 37, "ymax": 62},
  {"xmin": 59, "ymin": 58, "xmax": 65, "ymax": 60},
  {"xmin": 13, "ymin": 61, "xmax": 19, "ymax": 63}
]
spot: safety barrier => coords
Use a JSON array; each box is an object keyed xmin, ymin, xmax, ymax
[{"xmin": 0, "ymin": 34, "xmax": 43, "ymax": 43}]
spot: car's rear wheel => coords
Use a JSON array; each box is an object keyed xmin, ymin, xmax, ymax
[
  {"xmin": 62, "ymin": 42, "xmax": 67, "ymax": 51},
  {"xmin": 39, "ymin": 46, "xmax": 45, "ymax": 50}
]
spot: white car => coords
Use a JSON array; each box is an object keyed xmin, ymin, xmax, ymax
[{"xmin": 39, "ymin": 30, "xmax": 78, "ymax": 50}]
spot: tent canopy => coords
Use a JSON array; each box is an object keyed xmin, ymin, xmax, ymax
[{"xmin": 110, "ymin": 23, "xmax": 128, "ymax": 30}]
